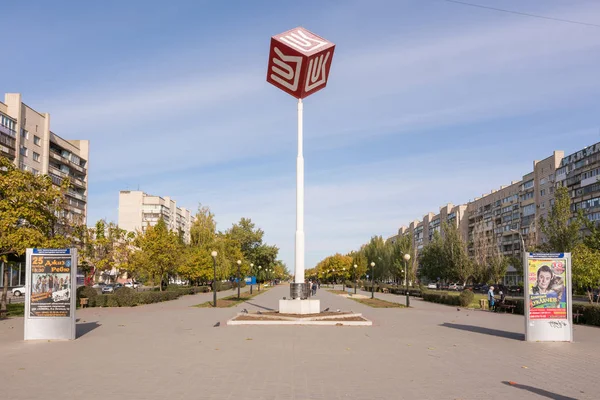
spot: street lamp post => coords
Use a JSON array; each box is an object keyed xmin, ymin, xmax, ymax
[
  {"xmin": 353, "ymin": 264, "xmax": 358, "ymax": 294},
  {"xmin": 211, "ymin": 251, "xmax": 218, "ymax": 307},
  {"xmin": 258, "ymin": 266, "xmax": 262, "ymax": 292},
  {"xmin": 370, "ymin": 262, "xmax": 375, "ymax": 299},
  {"xmin": 236, "ymin": 260, "xmax": 242, "ymax": 300},
  {"xmin": 342, "ymin": 267, "xmax": 346, "ymax": 291},
  {"xmin": 403, "ymin": 253, "xmax": 411, "ymax": 307},
  {"xmin": 249, "ymin": 263, "xmax": 254, "ymax": 294}
]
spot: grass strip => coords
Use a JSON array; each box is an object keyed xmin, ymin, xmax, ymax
[{"xmin": 193, "ymin": 287, "xmax": 269, "ymax": 308}]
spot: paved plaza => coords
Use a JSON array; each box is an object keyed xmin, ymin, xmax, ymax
[{"xmin": 1, "ymin": 285, "xmax": 599, "ymax": 400}]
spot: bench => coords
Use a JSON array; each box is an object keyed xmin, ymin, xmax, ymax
[{"xmin": 495, "ymin": 301, "xmax": 516, "ymax": 314}]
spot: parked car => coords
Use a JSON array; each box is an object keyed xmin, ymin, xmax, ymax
[
  {"xmin": 11, "ymin": 286, "xmax": 26, "ymax": 297},
  {"xmin": 448, "ymin": 283, "xmax": 464, "ymax": 291},
  {"xmin": 124, "ymin": 282, "xmax": 140, "ymax": 289},
  {"xmin": 92, "ymin": 282, "xmax": 106, "ymax": 289},
  {"xmin": 427, "ymin": 283, "xmax": 437, "ymax": 289},
  {"xmin": 508, "ymin": 285, "xmax": 523, "ymax": 295},
  {"xmin": 101, "ymin": 283, "xmax": 122, "ymax": 294}
]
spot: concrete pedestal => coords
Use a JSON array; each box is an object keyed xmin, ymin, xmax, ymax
[{"xmin": 279, "ymin": 299, "xmax": 320, "ymax": 315}]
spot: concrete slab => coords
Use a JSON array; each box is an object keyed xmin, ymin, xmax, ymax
[{"xmin": 278, "ymin": 298, "xmax": 320, "ymax": 314}]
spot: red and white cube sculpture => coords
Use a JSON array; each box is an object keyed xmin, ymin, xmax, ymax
[{"xmin": 266, "ymin": 27, "xmax": 335, "ymax": 99}]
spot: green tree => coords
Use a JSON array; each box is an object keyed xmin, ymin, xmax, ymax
[
  {"xmin": 572, "ymin": 243, "xmax": 600, "ymax": 303},
  {"xmin": 226, "ymin": 218, "xmax": 264, "ymax": 263},
  {"xmin": 418, "ymin": 231, "xmax": 446, "ymax": 282},
  {"xmin": 442, "ymin": 222, "xmax": 473, "ymax": 285},
  {"xmin": 363, "ymin": 236, "xmax": 389, "ymax": 282},
  {"xmin": 348, "ymin": 248, "xmax": 368, "ymax": 282},
  {"xmin": 180, "ymin": 206, "xmax": 218, "ymax": 285},
  {"xmin": 0, "ymin": 158, "xmax": 70, "ymax": 312},
  {"xmin": 539, "ymin": 186, "xmax": 583, "ymax": 252},
  {"xmin": 133, "ymin": 219, "xmax": 182, "ymax": 291}
]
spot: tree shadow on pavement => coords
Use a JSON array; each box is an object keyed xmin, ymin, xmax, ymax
[
  {"xmin": 244, "ymin": 302, "xmax": 275, "ymax": 311},
  {"xmin": 501, "ymin": 381, "xmax": 578, "ymax": 400},
  {"xmin": 76, "ymin": 321, "xmax": 101, "ymax": 338},
  {"xmin": 440, "ymin": 323, "xmax": 524, "ymax": 341}
]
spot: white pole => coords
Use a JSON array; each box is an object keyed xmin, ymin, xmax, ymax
[{"xmin": 295, "ymin": 98, "xmax": 305, "ymax": 284}]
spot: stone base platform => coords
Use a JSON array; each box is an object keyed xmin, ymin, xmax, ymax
[
  {"xmin": 279, "ymin": 299, "xmax": 320, "ymax": 314},
  {"xmin": 227, "ymin": 311, "xmax": 372, "ymax": 326}
]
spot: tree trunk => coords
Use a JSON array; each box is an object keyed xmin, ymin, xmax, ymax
[{"xmin": 1, "ymin": 266, "xmax": 8, "ymax": 313}]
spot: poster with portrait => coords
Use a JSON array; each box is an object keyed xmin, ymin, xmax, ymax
[
  {"xmin": 30, "ymin": 254, "xmax": 72, "ymax": 318},
  {"xmin": 527, "ymin": 255, "xmax": 567, "ymax": 320}
]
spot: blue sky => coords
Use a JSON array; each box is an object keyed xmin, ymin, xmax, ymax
[{"xmin": 2, "ymin": 0, "xmax": 600, "ymax": 269}]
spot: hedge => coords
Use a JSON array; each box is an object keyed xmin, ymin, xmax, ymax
[
  {"xmin": 422, "ymin": 291, "xmax": 461, "ymax": 306},
  {"xmin": 421, "ymin": 290, "xmax": 600, "ymax": 327},
  {"xmin": 82, "ymin": 284, "xmax": 209, "ymax": 308}
]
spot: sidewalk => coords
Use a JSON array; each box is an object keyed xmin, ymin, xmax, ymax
[{"xmin": 1, "ymin": 283, "xmax": 599, "ymax": 400}]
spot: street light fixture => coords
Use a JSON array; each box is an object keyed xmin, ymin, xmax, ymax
[
  {"xmin": 249, "ymin": 263, "xmax": 254, "ymax": 294},
  {"xmin": 236, "ymin": 260, "xmax": 242, "ymax": 300},
  {"xmin": 211, "ymin": 251, "xmax": 218, "ymax": 307},
  {"xmin": 370, "ymin": 262, "xmax": 375, "ymax": 299},
  {"xmin": 353, "ymin": 264, "xmax": 358, "ymax": 294},
  {"xmin": 258, "ymin": 266, "xmax": 262, "ymax": 292},
  {"xmin": 403, "ymin": 253, "xmax": 411, "ymax": 307}
]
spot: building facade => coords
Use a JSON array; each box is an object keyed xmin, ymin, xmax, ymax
[
  {"xmin": 118, "ymin": 191, "xmax": 195, "ymax": 243},
  {"xmin": 1, "ymin": 93, "xmax": 89, "ymax": 288},
  {"xmin": 388, "ymin": 144, "xmax": 593, "ymax": 285}
]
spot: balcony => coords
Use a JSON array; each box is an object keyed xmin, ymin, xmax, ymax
[
  {"xmin": 67, "ymin": 190, "xmax": 87, "ymax": 202},
  {"xmin": 0, "ymin": 124, "xmax": 16, "ymax": 138},
  {"xmin": 0, "ymin": 133, "xmax": 15, "ymax": 148},
  {"xmin": 49, "ymin": 151, "xmax": 86, "ymax": 174},
  {"xmin": 49, "ymin": 165, "xmax": 86, "ymax": 188},
  {"xmin": 1, "ymin": 145, "xmax": 16, "ymax": 159}
]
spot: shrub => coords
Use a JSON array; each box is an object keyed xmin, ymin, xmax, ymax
[
  {"xmin": 77, "ymin": 286, "xmax": 98, "ymax": 301},
  {"xmin": 573, "ymin": 303, "xmax": 600, "ymax": 326},
  {"xmin": 215, "ymin": 281, "xmax": 232, "ymax": 292},
  {"xmin": 114, "ymin": 287, "xmax": 138, "ymax": 307},
  {"xmin": 459, "ymin": 290, "xmax": 474, "ymax": 307},
  {"xmin": 422, "ymin": 290, "xmax": 461, "ymax": 306},
  {"xmin": 106, "ymin": 296, "xmax": 120, "ymax": 307},
  {"xmin": 93, "ymin": 294, "xmax": 109, "ymax": 307},
  {"xmin": 232, "ymin": 281, "xmax": 246, "ymax": 289}
]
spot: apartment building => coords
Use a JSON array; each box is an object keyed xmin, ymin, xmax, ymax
[
  {"xmin": 0, "ymin": 93, "xmax": 89, "ymax": 289},
  {"xmin": 0, "ymin": 93, "xmax": 89, "ymax": 222},
  {"xmin": 389, "ymin": 147, "xmax": 570, "ymax": 285},
  {"xmin": 118, "ymin": 191, "xmax": 195, "ymax": 243}
]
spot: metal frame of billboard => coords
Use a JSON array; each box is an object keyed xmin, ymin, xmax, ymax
[
  {"xmin": 524, "ymin": 252, "xmax": 572, "ymax": 342},
  {"xmin": 24, "ymin": 248, "xmax": 77, "ymax": 341}
]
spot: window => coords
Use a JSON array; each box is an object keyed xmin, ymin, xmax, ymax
[
  {"xmin": 541, "ymin": 202, "xmax": 545, "ymax": 209},
  {"xmin": 540, "ymin": 177, "xmax": 547, "ymax": 185},
  {"xmin": 33, "ymin": 152, "xmax": 40, "ymax": 162},
  {"xmin": 34, "ymin": 135, "xmax": 41, "ymax": 146},
  {"xmin": 20, "ymin": 146, "xmax": 28, "ymax": 156},
  {"xmin": 523, "ymin": 204, "xmax": 536, "ymax": 216},
  {"xmin": 540, "ymin": 189, "xmax": 546, "ymax": 197},
  {"xmin": 32, "ymin": 168, "xmax": 39, "ymax": 176},
  {"xmin": 21, "ymin": 129, "xmax": 29, "ymax": 139},
  {"xmin": 523, "ymin": 180, "xmax": 534, "ymax": 190},
  {"xmin": 1, "ymin": 115, "xmax": 16, "ymax": 133},
  {"xmin": 520, "ymin": 192, "xmax": 534, "ymax": 201}
]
